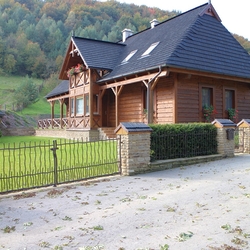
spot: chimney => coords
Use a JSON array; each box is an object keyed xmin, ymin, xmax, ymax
[
  {"xmin": 150, "ymin": 19, "xmax": 159, "ymax": 29},
  {"xmin": 122, "ymin": 28, "xmax": 133, "ymax": 42}
]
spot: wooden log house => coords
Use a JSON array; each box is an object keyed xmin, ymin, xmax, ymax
[{"xmin": 42, "ymin": 2, "xmax": 250, "ymax": 139}]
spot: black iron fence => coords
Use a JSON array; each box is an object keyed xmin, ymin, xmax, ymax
[
  {"xmin": 150, "ymin": 130, "xmax": 217, "ymax": 161},
  {"xmin": 0, "ymin": 138, "xmax": 121, "ymax": 194}
]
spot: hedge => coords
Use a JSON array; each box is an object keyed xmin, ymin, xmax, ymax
[{"xmin": 149, "ymin": 123, "xmax": 217, "ymax": 161}]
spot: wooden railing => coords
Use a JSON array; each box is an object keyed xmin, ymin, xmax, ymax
[
  {"xmin": 37, "ymin": 117, "xmax": 91, "ymax": 129},
  {"xmin": 37, "ymin": 118, "xmax": 68, "ymax": 129}
]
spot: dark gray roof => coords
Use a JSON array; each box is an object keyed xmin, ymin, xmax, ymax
[
  {"xmin": 212, "ymin": 119, "xmax": 236, "ymax": 127},
  {"xmin": 46, "ymin": 80, "xmax": 69, "ymax": 99},
  {"xmin": 73, "ymin": 37, "xmax": 125, "ymax": 71},
  {"xmin": 52, "ymin": 3, "xmax": 250, "ymax": 98},
  {"xmin": 237, "ymin": 119, "xmax": 250, "ymax": 126},
  {"xmin": 115, "ymin": 122, "xmax": 153, "ymax": 133},
  {"xmin": 96, "ymin": 3, "xmax": 250, "ymax": 82}
]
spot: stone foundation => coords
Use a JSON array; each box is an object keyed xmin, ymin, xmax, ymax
[
  {"xmin": 36, "ymin": 129, "xmax": 99, "ymax": 141},
  {"xmin": 1, "ymin": 127, "xmax": 35, "ymax": 136}
]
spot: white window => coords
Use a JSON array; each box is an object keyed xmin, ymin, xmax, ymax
[
  {"xmin": 121, "ymin": 50, "xmax": 137, "ymax": 63},
  {"xmin": 76, "ymin": 97, "xmax": 83, "ymax": 115},
  {"xmin": 141, "ymin": 42, "xmax": 159, "ymax": 57}
]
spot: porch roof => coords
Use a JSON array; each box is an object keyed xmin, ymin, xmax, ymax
[{"xmin": 45, "ymin": 80, "xmax": 69, "ymax": 99}]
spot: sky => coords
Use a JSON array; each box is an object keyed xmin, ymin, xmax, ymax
[{"xmin": 114, "ymin": 0, "xmax": 250, "ymax": 40}]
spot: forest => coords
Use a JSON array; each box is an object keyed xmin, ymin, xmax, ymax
[{"xmin": 0, "ymin": 0, "xmax": 250, "ymax": 80}]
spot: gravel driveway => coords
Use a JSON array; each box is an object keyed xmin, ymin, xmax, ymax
[{"xmin": 0, "ymin": 154, "xmax": 250, "ymax": 250}]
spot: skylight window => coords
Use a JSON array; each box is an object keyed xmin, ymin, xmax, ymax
[
  {"xmin": 121, "ymin": 50, "xmax": 137, "ymax": 63},
  {"xmin": 141, "ymin": 42, "xmax": 159, "ymax": 57}
]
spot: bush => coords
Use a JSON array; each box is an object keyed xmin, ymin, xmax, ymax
[{"xmin": 149, "ymin": 123, "xmax": 217, "ymax": 161}]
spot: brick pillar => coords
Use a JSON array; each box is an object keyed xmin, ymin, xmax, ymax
[
  {"xmin": 212, "ymin": 119, "xmax": 236, "ymax": 158},
  {"xmin": 119, "ymin": 132, "xmax": 151, "ymax": 175},
  {"xmin": 115, "ymin": 122, "xmax": 152, "ymax": 176},
  {"xmin": 244, "ymin": 127, "xmax": 250, "ymax": 153},
  {"xmin": 216, "ymin": 127, "xmax": 235, "ymax": 157},
  {"xmin": 237, "ymin": 120, "xmax": 250, "ymax": 153}
]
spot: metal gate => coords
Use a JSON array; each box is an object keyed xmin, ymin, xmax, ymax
[{"xmin": 0, "ymin": 137, "xmax": 121, "ymax": 194}]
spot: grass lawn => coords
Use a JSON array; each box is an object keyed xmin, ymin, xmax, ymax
[
  {"xmin": 0, "ymin": 136, "xmax": 58, "ymax": 145},
  {"xmin": 0, "ymin": 136, "xmax": 119, "ymax": 193}
]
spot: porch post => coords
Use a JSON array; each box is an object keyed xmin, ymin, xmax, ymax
[
  {"xmin": 115, "ymin": 86, "xmax": 119, "ymax": 127},
  {"xmin": 59, "ymin": 99, "xmax": 64, "ymax": 128},
  {"xmin": 89, "ymin": 68, "xmax": 93, "ymax": 129},
  {"xmin": 50, "ymin": 101, "xmax": 55, "ymax": 128}
]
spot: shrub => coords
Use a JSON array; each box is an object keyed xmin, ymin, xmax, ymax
[{"xmin": 149, "ymin": 123, "xmax": 217, "ymax": 161}]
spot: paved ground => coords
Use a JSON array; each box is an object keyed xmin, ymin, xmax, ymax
[{"xmin": 0, "ymin": 154, "xmax": 250, "ymax": 250}]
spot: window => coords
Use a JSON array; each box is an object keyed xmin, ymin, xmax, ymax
[
  {"xmin": 202, "ymin": 87, "xmax": 213, "ymax": 107},
  {"xmin": 121, "ymin": 50, "xmax": 137, "ymax": 63},
  {"xmin": 141, "ymin": 42, "xmax": 159, "ymax": 57},
  {"xmin": 225, "ymin": 89, "xmax": 235, "ymax": 110},
  {"xmin": 76, "ymin": 97, "xmax": 83, "ymax": 115}
]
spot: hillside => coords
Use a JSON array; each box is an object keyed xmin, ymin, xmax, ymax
[{"xmin": 1, "ymin": 0, "xmax": 250, "ymax": 125}]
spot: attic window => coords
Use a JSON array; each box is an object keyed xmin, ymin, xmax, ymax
[
  {"xmin": 121, "ymin": 50, "xmax": 137, "ymax": 63},
  {"xmin": 141, "ymin": 42, "xmax": 159, "ymax": 57}
]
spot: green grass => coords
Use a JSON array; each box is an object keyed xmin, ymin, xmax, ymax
[
  {"xmin": 0, "ymin": 136, "xmax": 58, "ymax": 145},
  {"xmin": 0, "ymin": 75, "xmax": 60, "ymax": 116},
  {"xmin": 0, "ymin": 75, "xmax": 43, "ymax": 110},
  {"xmin": 17, "ymin": 98, "xmax": 61, "ymax": 116},
  {"xmin": 0, "ymin": 137, "xmax": 119, "ymax": 193}
]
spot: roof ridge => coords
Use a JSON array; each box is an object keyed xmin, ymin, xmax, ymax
[
  {"xmin": 122, "ymin": 3, "xmax": 209, "ymax": 43},
  {"xmin": 73, "ymin": 36, "xmax": 125, "ymax": 46}
]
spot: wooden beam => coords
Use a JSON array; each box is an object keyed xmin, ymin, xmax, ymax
[
  {"xmin": 143, "ymin": 80, "xmax": 148, "ymax": 88},
  {"xmin": 99, "ymin": 71, "xmax": 168, "ymax": 90},
  {"xmin": 173, "ymin": 74, "xmax": 178, "ymax": 123},
  {"xmin": 115, "ymin": 87, "xmax": 119, "ymax": 127},
  {"xmin": 170, "ymin": 67, "xmax": 250, "ymax": 83},
  {"xmin": 50, "ymin": 101, "xmax": 55, "ymax": 128},
  {"xmin": 99, "ymin": 89, "xmax": 106, "ymax": 98},
  {"xmin": 117, "ymin": 85, "xmax": 123, "ymax": 96},
  {"xmin": 151, "ymin": 77, "xmax": 160, "ymax": 90},
  {"xmin": 89, "ymin": 68, "xmax": 93, "ymax": 129},
  {"xmin": 47, "ymin": 94, "xmax": 70, "ymax": 102},
  {"xmin": 59, "ymin": 99, "xmax": 64, "ymax": 128}
]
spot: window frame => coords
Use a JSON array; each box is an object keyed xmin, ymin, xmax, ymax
[
  {"xmin": 141, "ymin": 42, "xmax": 160, "ymax": 57},
  {"xmin": 76, "ymin": 96, "xmax": 84, "ymax": 116},
  {"xmin": 121, "ymin": 50, "xmax": 137, "ymax": 64},
  {"xmin": 223, "ymin": 87, "xmax": 237, "ymax": 118},
  {"xmin": 199, "ymin": 84, "xmax": 215, "ymax": 121}
]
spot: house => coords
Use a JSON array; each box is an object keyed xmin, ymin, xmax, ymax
[{"xmin": 40, "ymin": 2, "xmax": 250, "ymax": 139}]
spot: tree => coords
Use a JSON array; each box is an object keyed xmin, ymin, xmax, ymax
[
  {"xmin": 14, "ymin": 76, "xmax": 38, "ymax": 110},
  {"xmin": 3, "ymin": 54, "xmax": 16, "ymax": 74}
]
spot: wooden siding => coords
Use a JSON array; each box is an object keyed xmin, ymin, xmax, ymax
[
  {"xmin": 235, "ymin": 82, "xmax": 250, "ymax": 120},
  {"xmin": 118, "ymin": 83, "xmax": 143, "ymax": 123},
  {"xmin": 176, "ymin": 73, "xmax": 250, "ymax": 123},
  {"xmin": 155, "ymin": 75, "xmax": 175, "ymax": 124}
]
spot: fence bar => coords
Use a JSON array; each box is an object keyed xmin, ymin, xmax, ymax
[{"xmin": 51, "ymin": 140, "xmax": 58, "ymax": 187}]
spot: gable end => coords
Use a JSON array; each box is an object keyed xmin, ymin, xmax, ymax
[{"xmin": 199, "ymin": 3, "xmax": 221, "ymax": 22}]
